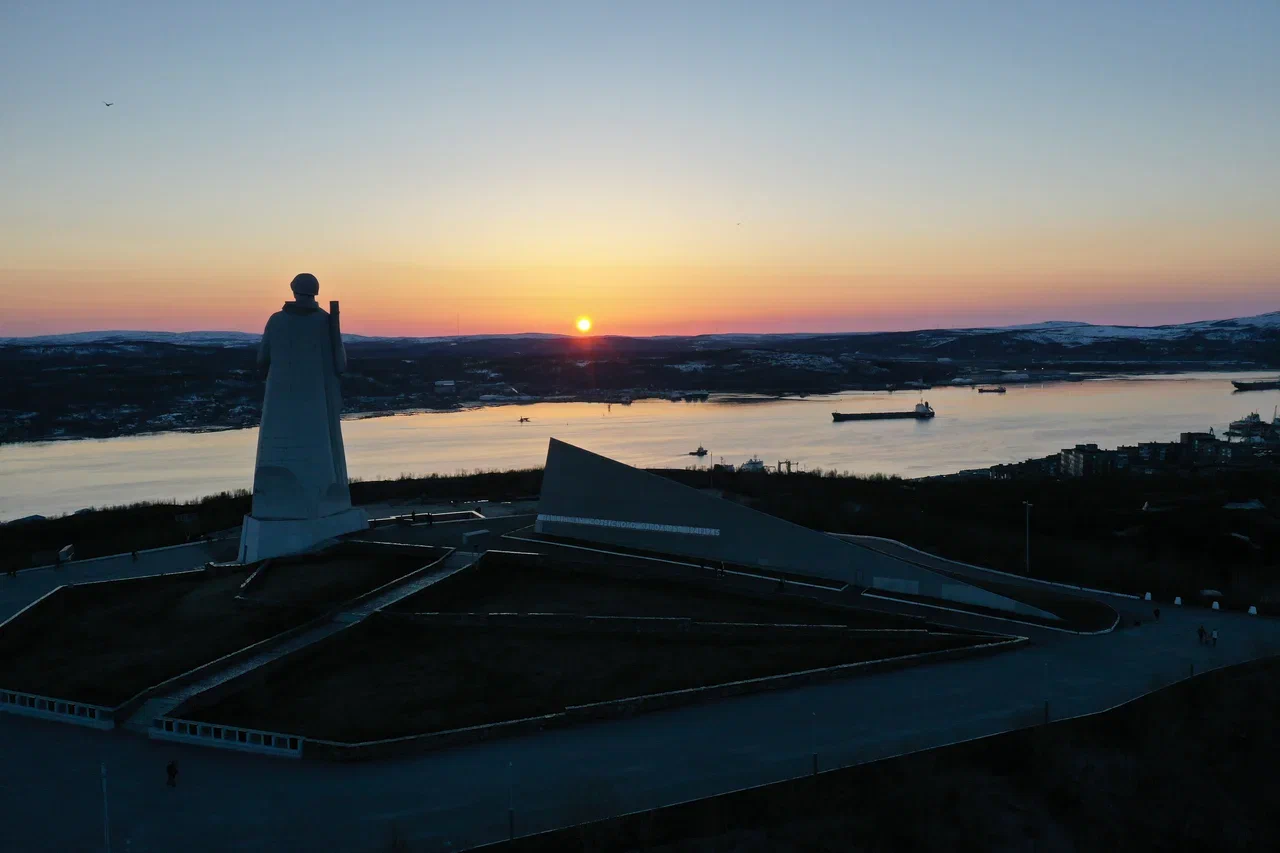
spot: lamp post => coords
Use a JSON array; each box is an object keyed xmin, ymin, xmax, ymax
[
  {"xmin": 1022, "ymin": 501, "xmax": 1033, "ymax": 575},
  {"xmin": 101, "ymin": 762, "xmax": 111, "ymax": 853}
]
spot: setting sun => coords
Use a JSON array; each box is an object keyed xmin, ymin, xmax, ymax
[{"xmin": 576, "ymin": 317, "xmax": 592, "ymax": 333}]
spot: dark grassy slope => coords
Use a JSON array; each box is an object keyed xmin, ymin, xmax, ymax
[
  {"xmin": 389, "ymin": 559, "xmax": 913, "ymax": 627},
  {"xmin": 487, "ymin": 657, "xmax": 1280, "ymax": 853},
  {"xmin": 185, "ymin": 617, "xmax": 976, "ymax": 741},
  {"xmin": 0, "ymin": 552, "xmax": 426, "ymax": 705}
]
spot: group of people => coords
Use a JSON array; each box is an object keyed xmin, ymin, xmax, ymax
[{"xmin": 1197, "ymin": 625, "xmax": 1218, "ymax": 647}]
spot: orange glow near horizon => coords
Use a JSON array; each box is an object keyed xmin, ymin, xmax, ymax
[{"xmin": 2, "ymin": 259, "xmax": 1279, "ymax": 338}]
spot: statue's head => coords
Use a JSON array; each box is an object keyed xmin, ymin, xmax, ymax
[{"xmin": 290, "ymin": 273, "xmax": 320, "ymax": 300}]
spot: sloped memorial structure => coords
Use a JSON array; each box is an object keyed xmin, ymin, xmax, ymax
[{"xmin": 535, "ymin": 439, "xmax": 1057, "ymax": 622}]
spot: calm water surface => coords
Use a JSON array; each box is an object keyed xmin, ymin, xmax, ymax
[{"xmin": 3, "ymin": 372, "xmax": 1278, "ymax": 521}]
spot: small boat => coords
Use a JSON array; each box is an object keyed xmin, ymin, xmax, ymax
[
  {"xmin": 518, "ymin": 417, "xmax": 531, "ymax": 423},
  {"xmin": 1232, "ymin": 378, "xmax": 1280, "ymax": 392},
  {"xmin": 978, "ymin": 386, "xmax": 1007, "ymax": 394},
  {"xmin": 832, "ymin": 402, "xmax": 935, "ymax": 422},
  {"xmin": 688, "ymin": 445, "xmax": 708, "ymax": 457}
]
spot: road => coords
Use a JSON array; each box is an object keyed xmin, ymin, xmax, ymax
[{"xmin": 2, "ymin": 525, "xmax": 1278, "ymax": 851}]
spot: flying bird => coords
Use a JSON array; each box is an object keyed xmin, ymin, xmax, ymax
[{"xmin": 103, "ymin": 101, "xmax": 113, "ymax": 107}]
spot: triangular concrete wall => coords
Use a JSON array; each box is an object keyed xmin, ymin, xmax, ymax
[{"xmin": 537, "ymin": 439, "xmax": 1057, "ymax": 622}]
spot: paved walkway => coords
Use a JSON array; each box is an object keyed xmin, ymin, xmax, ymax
[{"xmin": 0, "ymin": 538, "xmax": 233, "ymax": 623}]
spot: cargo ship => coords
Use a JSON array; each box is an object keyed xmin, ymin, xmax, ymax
[
  {"xmin": 1232, "ymin": 378, "xmax": 1280, "ymax": 392},
  {"xmin": 1228, "ymin": 408, "xmax": 1279, "ymax": 438},
  {"xmin": 832, "ymin": 401, "xmax": 935, "ymax": 422},
  {"xmin": 978, "ymin": 386, "xmax": 1007, "ymax": 394}
]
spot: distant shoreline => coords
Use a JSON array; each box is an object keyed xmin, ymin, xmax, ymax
[{"xmin": 2, "ymin": 367, "xmax": 1266, "ymax": 448}]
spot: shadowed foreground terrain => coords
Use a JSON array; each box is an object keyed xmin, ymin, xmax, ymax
[{"xmin": 491, "ymin": 657, "xmax": 1280, "ymax": 853}]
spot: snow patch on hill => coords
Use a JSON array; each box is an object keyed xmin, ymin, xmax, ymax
[{"xmin": 3, "ymin": 312, "xmax": 1276, "ymax": 348}]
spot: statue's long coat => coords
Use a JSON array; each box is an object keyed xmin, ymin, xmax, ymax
[{"xmin": 250, "ymin": 302, "xmax": 352, "ymax": 520}]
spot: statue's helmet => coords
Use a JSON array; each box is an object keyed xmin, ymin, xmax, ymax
[{"xmin": 290, "ymin": 273, "xmax": 320, "ymax": 297}]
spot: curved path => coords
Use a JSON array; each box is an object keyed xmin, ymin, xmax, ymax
[{"xmin": 2, "ymin": 530, "xmax": 1277, "ymax": 852}]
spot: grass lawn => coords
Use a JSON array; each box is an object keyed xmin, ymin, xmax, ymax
[
  {"xmin": 0, "ymin": 550, "xmax": 434, "ymax": 706},
  {"xmin": 247, "ymin": 550, "xmax": 433, "ymax": 607},
  {"xmin": 391, "ymin": 560, "xmax": 918, "ymax": 628},
  {"xmin": 185, "ymin": 617, "xmax": 982, "ymax": 741}
]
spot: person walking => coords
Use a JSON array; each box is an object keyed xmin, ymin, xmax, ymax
[
  {"xmin": 1197, "ymin": 625, "xmax": 1206, "ymax": 645},
  {"xmin": 166, "ymin": 760, "xmax": 179, "ymax": 788},
  {"xmin": 1211, "ymin": 629, "xmax": 1218, "ymax": 648},
  {"xmin": 1154, "ymin": 607, "xmax": 1161, "ymax": 621}
]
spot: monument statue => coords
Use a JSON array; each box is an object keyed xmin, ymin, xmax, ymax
[{"xmin": 238, "ymin": 273, "xmax": 368, "ymax": 562}]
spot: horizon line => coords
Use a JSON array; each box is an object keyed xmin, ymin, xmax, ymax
[{"xmin": 4, "ymin": 308, "xmax": 1278, "ymax": 343}]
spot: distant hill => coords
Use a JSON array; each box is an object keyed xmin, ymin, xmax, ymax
[
  {"xmin": 5, "ymin": 310, "xmax": 1278, "ymax": 350},
  {"xmin": 0, "ymin": 329, "xmax": 571, "ymax": 348},
  {"xmin": 3, "ymin": 309, "xmax": 1277, "ymax": 445}
]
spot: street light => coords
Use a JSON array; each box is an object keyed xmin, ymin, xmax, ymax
[
  {"xmin": 1022, "ymin": 501, "xmax": 1033, "ymax": 575},
  {"xmin": 101, "ymin": 762, "xmax": 111, "ymax": 853}
]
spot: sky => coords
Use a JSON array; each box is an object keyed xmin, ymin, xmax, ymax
[{"xmin": 1, "ymin": 0, "xmax": 1278, "ymax": 338}]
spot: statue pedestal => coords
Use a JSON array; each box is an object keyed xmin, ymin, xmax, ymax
[{"xmin": 237, "ymin": 507, "xmax": 369, "ymax": 563}]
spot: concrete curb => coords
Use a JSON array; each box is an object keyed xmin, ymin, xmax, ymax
[
  {"xmin": 236, "ymin": 558, "xmax": 272, "ymax": 596},
  {"xmin": 386, "ymin": 611, "xmax": 949, "ymax": 640},
  {"xmin": 497, "ymin": 533, "xmax": 934, "ymax": 628},
  {"xmin": 301, "ymin": 635, "xmax": 1026, "ymax": 762},
  {"xmin": 861, "ymin": 591, "xmax": 1119, "ymax": 637},
  {"xmin": 841, "ymin": 534, "xmax": 1143, "ymax": 601},
  {"xmin": 0, "ymin": 583, "xmax": 67, "ymax": 631},
  {"xmin": 115, "ymin": 549, "xmax": 454, "ymax": 723}
]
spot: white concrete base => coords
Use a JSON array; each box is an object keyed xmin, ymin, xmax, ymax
[{"xmin": 237, "ymin": 508, "xmax": 369, "ymax": 563}]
